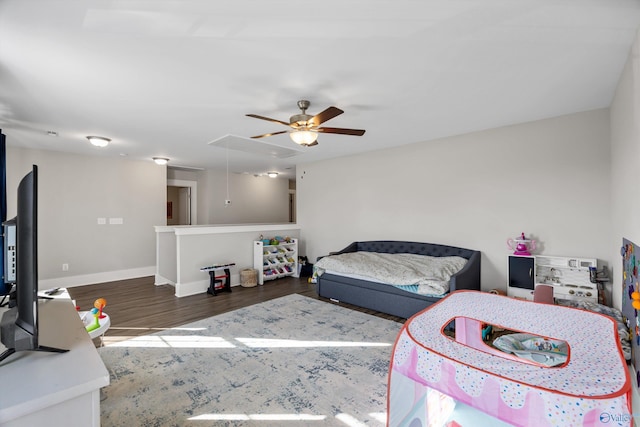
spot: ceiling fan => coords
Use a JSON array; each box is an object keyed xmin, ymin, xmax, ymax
[{"xmin": 246, "ymin": 100, "xmax": 365, "ymax": 147}]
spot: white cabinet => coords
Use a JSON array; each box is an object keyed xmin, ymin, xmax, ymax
[
  {"xmin": 253, "ymin": 239, "xmax": 299, "ymax": 285},
  {"xmin": 506, "ymin": 255, "xmax": 535, "ymax": 300},
  {"xmin": 0, "ymin": 298, "xmax": 109, "ymax": 427}
]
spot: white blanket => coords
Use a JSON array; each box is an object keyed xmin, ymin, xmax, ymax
[{"xmin": 314, "ymin": 252, "xmax": 467, "ymax": 296}]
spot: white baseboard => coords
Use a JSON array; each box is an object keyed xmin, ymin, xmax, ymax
[
  {"xmin": 175, "ymin": 279, "xmax": 239, "ymax": 298},
  {"xmin": 154, "ymin": 274, "xmax": 175, "ymax": 287},
  {"xmin": 174, "ymin": 279, "xmax": 209, "ymax": 297},
  {"xmin": 39, "ymin": 267, "xmax": 239, "ymax": 297},
  {"xmin": 39, "ymin": 266, "xmax": 156, "ymax": 290}
]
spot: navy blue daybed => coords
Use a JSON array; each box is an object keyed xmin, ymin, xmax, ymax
[{"xmin": 315, "ymin": 240, "xmax": 481, "ymax": 319}]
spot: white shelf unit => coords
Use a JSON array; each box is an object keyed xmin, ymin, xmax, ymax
[
  {"xmin": 534, "ymin": 255, "xmax": 598, "ymax": 303},
  {"xmin": 507, "ymin": 254, "xmax": 599, "ymax": 303},
  {"xmin": 254, "ymin": 239, "xmax": 299, "ymax": 285}
]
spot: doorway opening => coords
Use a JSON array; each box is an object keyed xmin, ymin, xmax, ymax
[
  {"xmin": 167, "ymin": 179, "xmax": 197, "ymax": 225},
  {"xmin": 289, "ymin": 189, "xmax": 296, "ymax": 223}
]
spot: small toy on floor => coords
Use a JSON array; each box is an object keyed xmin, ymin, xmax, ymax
[
  {"xmin": 94, "ymin": 297, "xmax": 107, "ymax": 319},
  {"xmin": 298, "ymin": 255, "xmax": 314, "ymax": 278},
  {"xmin": 481, "ymin": 324, "xmax": 492, "ymax": 341},
  {"xmin": 86, "ymin": 308, "xmax": 101, "ymax": 332}
]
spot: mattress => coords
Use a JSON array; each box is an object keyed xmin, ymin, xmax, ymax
[
  {"xmin": 319, "ymin": 269, "xmax": 448, "ymax": 297},
  {"xmin": 388, "ymin": 291, "xmax": 631, "ymax": 427},
  {"xmin": 314, "ymin": 252, "xmax": 467, "ymax": 295},
  {"xmin": 317, "ymin": 269, "xmax": 390, "ymax": 285}
]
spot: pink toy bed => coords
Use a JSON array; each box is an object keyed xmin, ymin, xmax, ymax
[{"xmin": 388, "ymin": 291, "xmax": 631, "ymax": 427}]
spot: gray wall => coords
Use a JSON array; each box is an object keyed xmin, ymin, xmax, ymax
[
  {"xmin": 610, "ymin": 37, "xmax": 639, "ymax": 311},
  {"xmin": 201, "ymin": 170, "xmax": 290, "ymax": 224},
  {"xmin": 603, "ymin": 27, "xmax": 639, "ymax": 417},
  {"xmin": 6, "ymin": 147, "xmax": 166, "ymax": 285},
  {"xmin": 4, "ymin": 148, "xmax": 292, "ymax": 286},
  {"xmin": 167, "ymin": 168, "xmax": 290, "ymax": 224},
  {"xmin": 296, "ymin": 108, "xmax": 612, "ymax": 296}
]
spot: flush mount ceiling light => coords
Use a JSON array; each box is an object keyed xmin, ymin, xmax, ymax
[
  {"xmin": 267, "ymin": 171, "xmax": 278, "ymax": 178},
  {"xmin": 86, "ymin": 136, "xmax": 110, "ymax": 147},
  {"xmin": 289, "ymin": 130, "xmax": 318, "ymax": 146},
  {"xmin": 153, "ymin": 157, "xmax": 169, "ymax": 165}
]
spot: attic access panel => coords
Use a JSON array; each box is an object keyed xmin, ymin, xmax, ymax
[{"xmin": 208, "ymin": 134, "xmax": 305, "ymax": 159}]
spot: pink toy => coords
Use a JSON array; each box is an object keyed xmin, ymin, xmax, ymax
[
  {"xmin": 506, "ymin": 232, "xmax": 536, "ymax": 255},
  {"xmin": 94, "ymin": 298, "xmax": 107, "ymax": 319},
  {"xmin": 387, "ymin": 291, "xmax": 631, "ymax": 427},
  {"xmin": 86, "ymin": 308, "xmax": 100, "ymax": 333}
]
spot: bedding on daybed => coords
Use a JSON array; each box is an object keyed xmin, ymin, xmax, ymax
[
  {"xmin": 314, "ymin": 252, "xmax": 468, "ymax": 296},
  {"xmin": 555, "ymin": 299, "xmax": 631, "ymax": 361}
]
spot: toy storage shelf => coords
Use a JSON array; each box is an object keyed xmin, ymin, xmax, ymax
[{"xmin": 253, "ymin": 239, "xmax": 299, "ymax": 285}]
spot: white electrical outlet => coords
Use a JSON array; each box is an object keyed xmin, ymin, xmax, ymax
[{"xmin": 62, "ymin": 263, "xmax": 69, "ymax": 271}]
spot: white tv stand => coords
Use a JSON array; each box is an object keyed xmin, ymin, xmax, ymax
[{"xmin": 0, "ymin": 297, "xmax": 110, "ymax": 427}]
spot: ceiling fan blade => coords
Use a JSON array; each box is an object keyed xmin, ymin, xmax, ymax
[
  {"xmin": 317, "ymin": 127, "xmax": 366, "ymax": 136},
  {"xmin": 250, "ymin": 130, "xmax": 288, "ymax": 139},
  {"xmin": 246, "ymin": 114, "xmax": 291, "ymax": 127},
  {"xmin": 308, "ymin": 106, "xmax": 343, "ymax": 127}
]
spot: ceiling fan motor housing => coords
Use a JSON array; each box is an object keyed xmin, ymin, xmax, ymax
[
  {"xmin": 291, "ymin": 100, "xmax": 313, "ymax": 128},
  {"xmin": 290, "ymin": 113, "xmax": 313, "ymax": 128}
]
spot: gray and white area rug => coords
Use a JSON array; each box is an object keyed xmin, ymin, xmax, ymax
[{"xmin": 99, "ymin": 294, "xmax": 403, "ymax": 426}]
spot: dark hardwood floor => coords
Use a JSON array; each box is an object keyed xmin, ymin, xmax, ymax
[{"xmin": 67, "ymin": 276, "xmax": 405, "ymax": 346}]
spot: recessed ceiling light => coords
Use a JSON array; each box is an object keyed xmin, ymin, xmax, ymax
[
  {"xmin": 267, "ymin": 172, "xmax": 278, "ymax": 178},
  {"xmin": 86, "ymin": 136, "xmax": 110, "ymax": 147},
  {"xmin": 153, "ymin": 157, "xmax": 169, "ymax": 165}
]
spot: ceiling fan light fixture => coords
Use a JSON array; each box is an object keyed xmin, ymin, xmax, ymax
[
  {"xmin": 246, "ymin": 100, "xmax": 363, "ymax": 146},
  {"xmin": 153, "ymin": 157, "xmax": 170, "ymax": 165},
  {"xmin": 267, "ymin": 171, "xmax": 278, "ymax": 178},
  {"xmin": 86, "ymin": 136, "xmax": 110, "ymax": 147},
  {"xmin": 290, "ymin": 130, "xmax": 318, "ymax": 146}
]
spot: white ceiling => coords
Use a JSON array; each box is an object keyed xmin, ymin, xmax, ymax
[{"xmin": 1, "ymin": 0, "xmax": 639, "ymax": 180}]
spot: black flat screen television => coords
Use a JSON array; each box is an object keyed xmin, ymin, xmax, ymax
[
  {"xmin": 0, "ymin": 165, "xmax": 67, "ymax": 363},
  {"xmin": 1, "ymin": 220, "xmax": 15, "ymax": 301}
]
